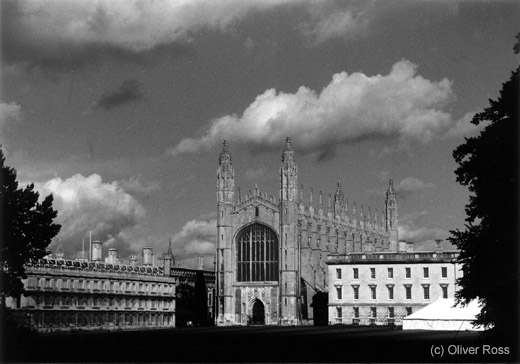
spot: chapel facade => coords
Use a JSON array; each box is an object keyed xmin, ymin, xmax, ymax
[{"xmin": 215, "ymin": 138, "xmax": 399, "ymax": 326}]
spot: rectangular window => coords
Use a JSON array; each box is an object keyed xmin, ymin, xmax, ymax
[
  {"xmin": 405, "ymin": 267, "xmax": 411, "ymax": 279},
  {"xmin": 441, "ymin": 267, "xmax": 448, "ymax": 278},
  {"xmin": 442, "ymin": 285, "xmax": 448, "ymax": 299},
  {"xmin": 370, "ymin": 286, "xmax": 377, "ymax": 300},
  {"xmin": 423, "ymin": 267, "xmax": 429, "ymax": 278},
  {"xmin": 387, "ymin": 268, "xmax": 393, "ymax": 279},
  {"xmin": 353, "ymin": 268, "xmax": 359, "ymax": 279},
  {"xmin": 406, "ymin": 307, "xmax": 412, "ymax": 316},
  {"xmin": 353, "ymin": 286, "xmax": 359, "ymax": 300},
  {"xmin": 353, "ymin": 307, "xmax": 359, "ymax": 318},
  {"xmin": 336, "ymin": 268, "xmax": 342, "ymax": 280},
  {"xmin": 370, "ymin": 268, "xmax": 376, "ymax": 279},
  {"xmin": 336, "ymin": 286, "xmax": 342, "ymax": 300},
  {"xmin": 405, "ymin": 286, "xmax": 412, "ymax": 300},
  {"xmin": 388, "ymin": 307, "xmax": 394, "ymax": 318},
  {"xmin": 423, "ymin": 285, "xmax": 430, "ymax": 300},
  {"xmin": 371, "ymin": 307, "xmax": 377, "ymax": 318},
  {"xmin": 387, "ymin": 286, "xmax": 394, "ymax": 300},
  {"xmin": 336, "ymin": 307, "xmax": 342, "ymax": 318}
]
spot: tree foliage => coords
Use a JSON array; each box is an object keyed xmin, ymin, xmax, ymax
[
  {"xmin": 0, "ymin": 148, "xmax": 61, "ymax": 303},
  {"xmin": 449, "ymin": 34, "xmax": 519, "ymax": 338}
]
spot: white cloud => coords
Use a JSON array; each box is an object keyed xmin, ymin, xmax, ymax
[
  {"xmin": 11, "ymin": 0, "xmax": 299, "ymax": 52},
  {"xmin": 171, "ymin": 60, "xmax": 454, "ymax": 158},
  {"xmin": 170, "ymin": 217, "xmax": 217, "ymax": 266},
  {"xmin": 445, "ymin": 111, "xmax": 487, "ymax": 138},
  {"xmin": 35, "ymin": 173, "xmax": 145, "ymax": 258},
  {"xmin": 395, "ymin": 177, "xmax": 435, "ymax": 194},
  {"xmin": 300, "ymin": 7, "xmax": 371, "ymax": 44},
  {"xmin": 0, "ymin": 102, "xmax": 22, "ymax": 146},
  {"xmin": 119, "ymin": 175, "xmax": 160, "ymax": 195}
]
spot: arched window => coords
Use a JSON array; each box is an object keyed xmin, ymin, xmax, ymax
[{"xmin": 236, "ymin": 223, "xmax": 279, "ymax": 282}]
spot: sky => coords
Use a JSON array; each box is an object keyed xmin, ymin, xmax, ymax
[{"xmin": 1, "ymin": 0, "xmax": 519, "ymax": 269}]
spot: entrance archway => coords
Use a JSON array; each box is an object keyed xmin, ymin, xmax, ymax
[{"xmin": 251, "ymin": 299, "xmax": 265, "ymax": 325}]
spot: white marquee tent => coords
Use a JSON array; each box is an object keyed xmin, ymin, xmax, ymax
[{"xmin": 403, "ymin": 298, "xmax": 485, "ymax": 331}]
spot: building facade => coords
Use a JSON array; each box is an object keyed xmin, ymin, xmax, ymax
[
  {"xmin": 326, "ymin": 243, "xmax": 461, "ymax": 326},
  {"xmin": 7, "ymin": 243, "xmax": 215, "ymax": 332},
  {"xmin": 215, "ymin": 138, "xmax": 399, "ymax": 326},
  {"xmin": 8, "ymin": 257, "xmax": 176, "ymax": 332}
]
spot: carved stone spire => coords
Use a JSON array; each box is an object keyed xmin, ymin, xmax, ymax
[
  {"xmin": 280, "ymin": 136, "xmax": 298, "ymax": 201},
  {"xmin": 217, "ymin": 140, "xmax": 234, "ymax": 204},
  {"xmin": 385, "ymin": 179, "xmax": 398, "ymax": 230},
  {"xmin": 333, "ymin": 180, "xmax": 345, "ymax": 218},
  {"xmin": 219, "ymin": 140, "xmax": 232, "ymax": 164},
  {"xmin": 385, "ymin": 178, "xmax": 398, "ymax": 244}
]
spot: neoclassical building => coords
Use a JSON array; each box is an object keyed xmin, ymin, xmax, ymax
[
  {"xmin": 326, "ymin": 241, "xmax": 461, "ymax": 326},
  {"xmin": 215, "ymin": 138, "xmax": 399, "ymax": 326},
  {"xmin": 7, "ymin": 243, "xmax": 215, "ymax": 332}
]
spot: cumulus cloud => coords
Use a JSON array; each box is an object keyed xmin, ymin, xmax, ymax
[
  {"xmin": 1, "ymin": 0, "xmax": 299, "ymax": 72},
  {"xmin": 171, "ymin": 60, "xmax": 454, "ymax": 159},
  {"xmin": 35, "ymin": 173, "xmax": 145, "ymax": 258},
  {"xmin": 2, "ymin": 1, "xmax": 378, "ymax": 73},
  {"xmin": 445, "ymin": 111, "xmax": 488, "ymax": 138},
  {"xmin": 395, "ymin": 177, "xmax": 435, "ymax": 197},
  {"xmin": 0, "ymin": 102, "xmax": 22, "ymax": 146},
  {"xmin": 118, "ymin": 175, "xmax": 160, "ymax": 195},
  {"xmin": 90, "ymin": 79, "xmax": 144, "ymax": 111},
  {"xmin": 170, "ymin": 217, "xmax": 217, "ymax": 267},
  {"xmin": 300, "ymin": 5, "xmax": 372, "ymax": 44}
]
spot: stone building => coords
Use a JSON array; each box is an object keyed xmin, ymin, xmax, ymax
[
  {"xmin": 215, "ymin": 138, "xmax": 398, "ymax": 326},
  {"xmin": 326, "ymin": 240, "xmax": 461, "ymax": 326},
  {"xmin": 7, "ymin": 243, "xmax": 215, "ymax": 332}
]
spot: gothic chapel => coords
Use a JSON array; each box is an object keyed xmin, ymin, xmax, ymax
[{"xmin": 216, "ymin": 138, "xmax": 398, "ymax": 325}]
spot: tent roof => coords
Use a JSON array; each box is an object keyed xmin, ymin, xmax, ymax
[{"xmin": 404, "ymin": 298, "xmax": 481, "ymax": 321}]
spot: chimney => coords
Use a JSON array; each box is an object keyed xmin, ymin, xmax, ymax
[
  {"xmin": 142, "ymin": 247, "xmax": 153, "ymax": 266},
  {"xmin": 129, "ymin": 254, "xmax": 138, "ymax": 266},
  {"xmin": 92, "ymin": 240, "xmax": 102, "ymax": 261},
  {"xmin": 198, "ymin": 256, "xmax": 204, "ymax": 270},
  {"xmin": 106, "ymin": 248, "xmax": 117, "ymax": 264}
]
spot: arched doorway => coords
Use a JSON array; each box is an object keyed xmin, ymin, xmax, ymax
[{"xmin": 251, "ymin": 299, "xmax": 265, "ymax": 325}]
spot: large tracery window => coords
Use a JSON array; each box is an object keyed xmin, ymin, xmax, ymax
[{"xmin": 236, "ymin": 223, "xmax": 279, "ymax": 282}]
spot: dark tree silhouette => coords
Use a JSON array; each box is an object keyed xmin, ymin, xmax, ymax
[
  {"xmin": 0, "ymin": 148, "xmax": 61, "ymax": 306},
  {"xmin": 175, "ymin": 283, "xmax": 196, "ymax": 327},
  {"xmin": 449, "ymin": 34, "xmax": 519, "ymax": 339},
  {"xmin": 194, "ymin": 271, "xmax": 208, "ymax": 326}
]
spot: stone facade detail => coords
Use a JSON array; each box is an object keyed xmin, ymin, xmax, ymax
[{"xmin": 216, "ymin": 138, "xmax": 399, "ymax": 326}]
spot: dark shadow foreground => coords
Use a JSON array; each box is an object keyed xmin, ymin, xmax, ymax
[{"xmin": 4, "ymin": 325, "xmax": 517, "ymax": 363}]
